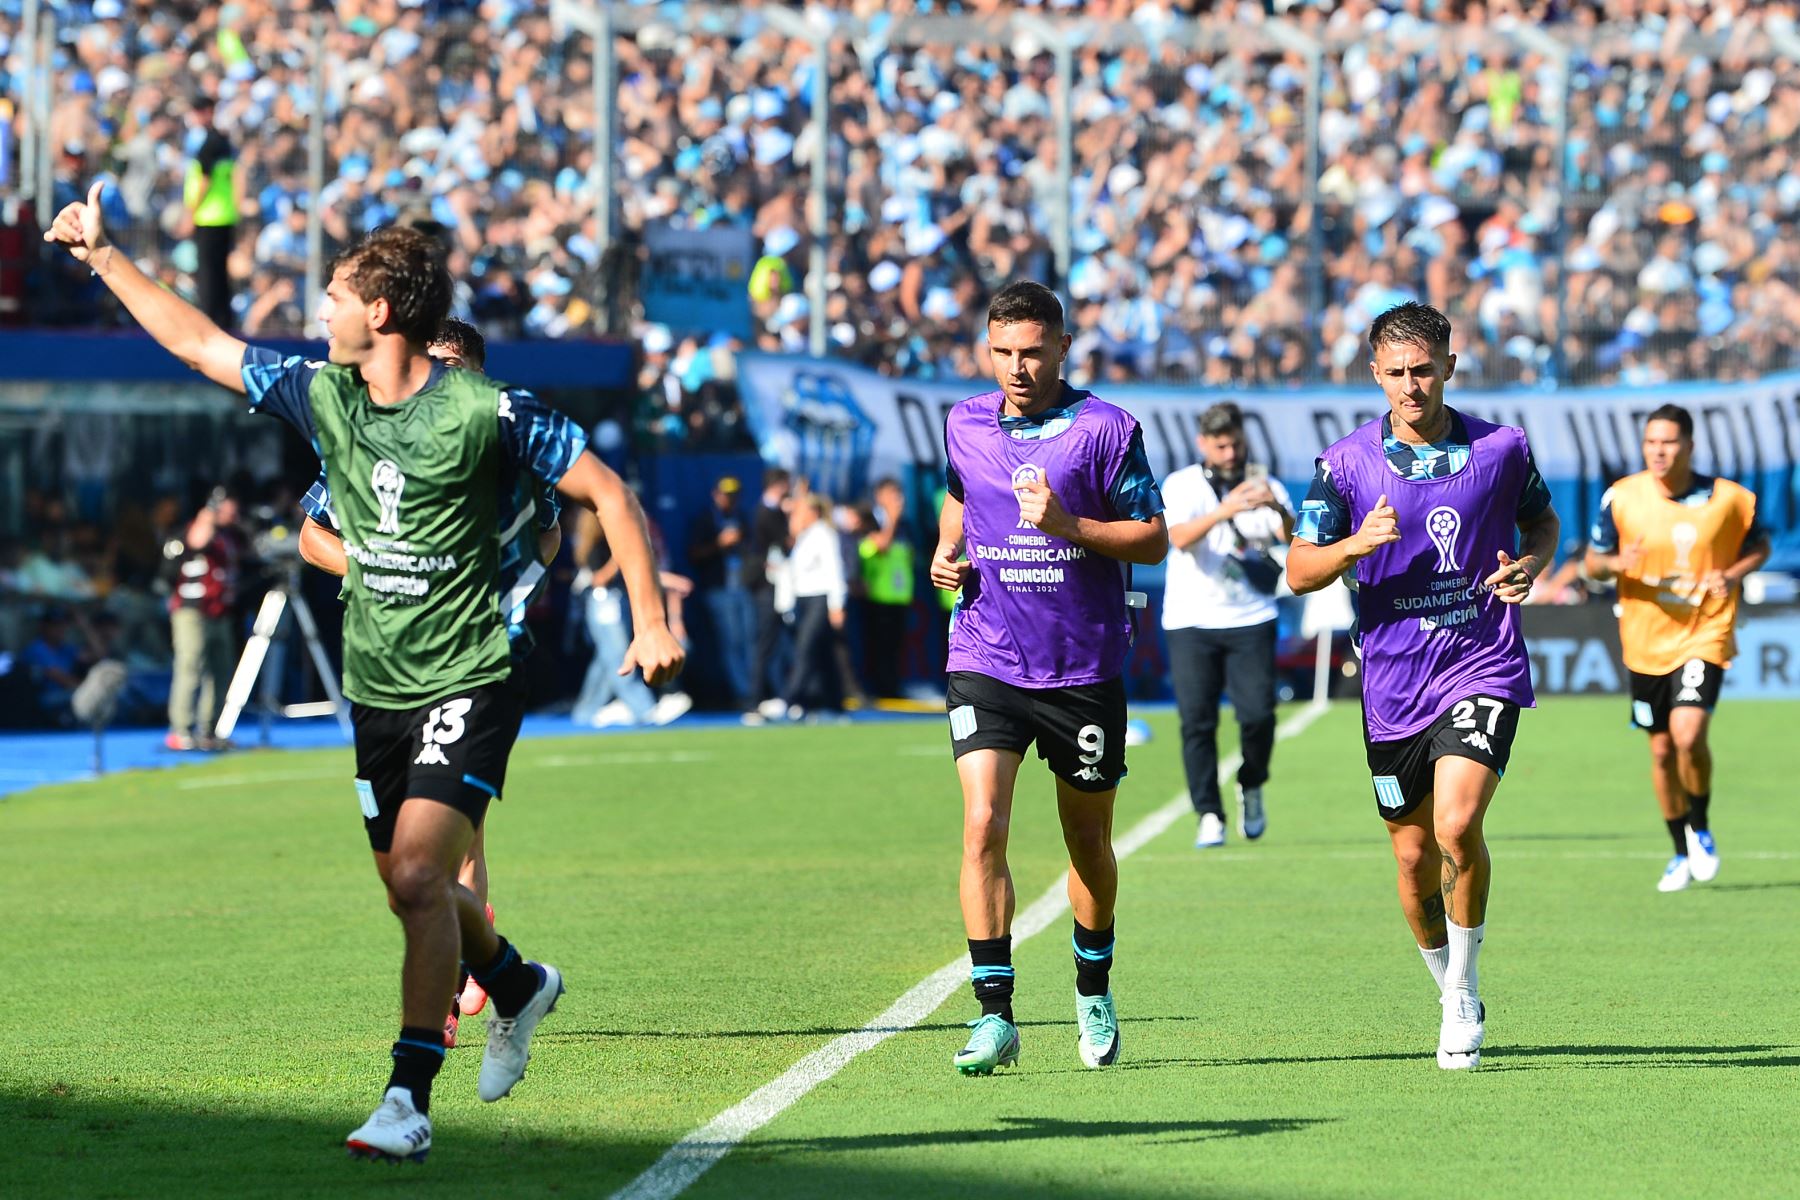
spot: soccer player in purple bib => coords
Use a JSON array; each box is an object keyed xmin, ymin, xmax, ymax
[
  {"xmin": 930, "ymin": 282, "xmax": 1168, "ymax": 1074},
  {"xmin": 1287, "ymin": 303, "xmax": 1559, "ymax": 1070}
]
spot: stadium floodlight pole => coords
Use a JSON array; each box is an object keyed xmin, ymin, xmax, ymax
[
  {"xmin": 551, "ymin": 0, "xmax": 618, "ymax": 331},
  {"xmin": 764, "ymin": 5, "xmax": 831, "ymax": 358},
  {"xmin": 1510, "ymin": 25, "xmax": 1571, "ymax": 388},
  {"xmin": 304, "ymin": 14, "xmax": 326, "ymax": 324},
  {"xmin": 19, "ymin": 0, "xmax": 36, "ymax": 205},
  {"xmin": 34, "ymin": 11, "xmax": 54, "ymax": 225},
  {"xmin": 1014, "ymin": 14, "xmax": 1075, "ymax": 287},
  {"xmin": 1262, "ymin": 21, "xmax": 1324, "ymax": 381},
  {"xmin": 595, "ymin": 0, "xmax": 616, "ymax": 306}
]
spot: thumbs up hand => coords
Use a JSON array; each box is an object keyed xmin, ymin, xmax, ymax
[
  {"xmin": 44, "ymin": 179, "xmax": 112, "ymax": 267},
  {"xmin": 1348, "ymin": 493, "xmax": 1401, "ymax": 561}
]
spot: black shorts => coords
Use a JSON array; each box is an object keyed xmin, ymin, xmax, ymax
[
  {"xmin": 1629, "ymin": 659, "xmax": 1725, "ymax": 733},
  {"xmin": 1364, "ymin": 695, "xmax": 1521, "ymax": 822},
  {"xmin": 946, "ymin": 670, "xmax": 1127, "ymax": 793},
  {"xmin": 351, "ymin": 674, "xmax": 527, "ymax": 853}
]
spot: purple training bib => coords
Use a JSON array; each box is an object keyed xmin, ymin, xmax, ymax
[
  {"xmin": 1321, "ymin": 410, "xmax": 1537, "ymax": 741},
  {"xmin": 946, "ymin": 391, "xmax": 1138, "ymax": 688}
]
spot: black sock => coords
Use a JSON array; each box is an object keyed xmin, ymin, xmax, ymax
[
  {"xmin": 1687, "ymin": 793, "xmax": 1711, "ymax": 833},
  {"xmin": 1666, "ymin": 817, "xmax": 1689, "ymax": 858},
  {"xmin": 968, "ymin": 936, "xmax": 1014, "ymax": 1022},
  {"xmin": 386, "ymin": 1026, "xmax": 445, "ymax": 1114},
  {"xmin": 471, "ymin": 936, "xmax": 544, "ymax": 1018},
  {"xmin": 1073, "ymin": 919, "xmax": 1115, "ymax": 997}
]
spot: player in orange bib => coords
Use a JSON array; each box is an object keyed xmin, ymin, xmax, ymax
[{"xmin": 1585, "ymin": 404, "xmax": 1769, "ymax": 892}]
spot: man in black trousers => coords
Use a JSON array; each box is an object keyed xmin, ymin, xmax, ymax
[{"xmin": 1159, "ymin": 402, "xmax": 1294, "ymax": 848}]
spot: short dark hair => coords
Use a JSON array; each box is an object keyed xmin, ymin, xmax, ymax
[
  {"xmin": 329, "ymin": 225, "xmax": 452, "ymax": 345},
  {"xmin": 763, "ymin": 466, "xmax": 791, "ymax": 489},
  {"xmin": 1368, "ymin": 301, "xmax": 1452, "ymax": 357},
  {"xmin": 987, "ymin": 280, "xmax": 1064, "ymax": 335},
  {"xmin": 1199, "ymin": 402, "xmax": 1244, "ymax": 436},
  {"xmin": 431, "ymin": 317, "xmax": 486, "ymax": 371},
  {"xmin": 1645, "ymin": 403, "xmax": 1693, "ymax": 439}
]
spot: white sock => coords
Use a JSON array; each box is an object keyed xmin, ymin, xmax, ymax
[
  {"xmin": 1419, "ymin": 944, "xmax": 1449, "ymax": 995},
  {"xmin": 1446, "ymin": 920, "xmax": 1484, "ymax": 998}
]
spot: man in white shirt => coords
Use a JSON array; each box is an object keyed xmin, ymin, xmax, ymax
[
  {"xmin": 1161, "ymin": 402, "xmax": 1294, "ymax": 848},
  {"xmin": 755, "ymin": 492, "xmax": 847, "ymax": 721}
]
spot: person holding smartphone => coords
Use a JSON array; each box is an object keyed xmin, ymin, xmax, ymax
[{"xmin": 1159, "ymin": 402, "xmax": 1294, "ymax": 848}]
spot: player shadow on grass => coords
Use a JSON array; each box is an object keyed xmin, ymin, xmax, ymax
[
  {"xmin": 1476, "ymin": 1044, "xmax": 1800, "ymax": 1071},
  {"xmin": 1484, "ymin": 832, "xmax": 1637, "ymax": 842},
  {"xmin": 743, "ymin": 1113, "xmax": 1333, "ymax": 1157},
  {"xmin": 543, "ymin": 1015, "xmax": 1206, "ymax": 1043},
  {"xmin": 1699, "ymin": 880, "xmax": 1800, "ymax": 892},
  {"xmin": 1101, "ymin": 1043, "xmax": 1799, "ymax": 1073}
]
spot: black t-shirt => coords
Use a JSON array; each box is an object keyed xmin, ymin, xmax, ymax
[{"xmin": 748, "ymin": 501, "xmax": 788, "ymax": 593}]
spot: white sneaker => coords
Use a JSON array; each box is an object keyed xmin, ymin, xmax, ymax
[
  {"xmin": 756, "ymin": 697, "xmax": 788, "ymax": 721},
  {"xmin": 588, "ymin": 701, "xmax": 635, "ymax": 728},
  {"xmin": 649, "ymin": 692, "xmax": 693, "ymax": 726},
  {"xmin": 345, "ymin": 1087, "xmax": 431, "ymax": 1162},
  {"xmin": 1685, "ymin": 827, "xmax": 1720, "ymax": 882},
  {"xmin": 1437, "ymin": 991, "xmax": 1485, "ymax": 1069},
  {"xmin": 1657, "ymin": 855, "xmax": 1692, "ymax": 892},
  {"xmin": 1195, "ymin": 812, "xmax": 1226, "ymax": 849},
  {"xmin": 1236, "ymin": 785, "xmax": 1267, "ymax": 840},
  {"xmin": 479, "ymin": 963, "xmax": 564, "ymax": 1102}
]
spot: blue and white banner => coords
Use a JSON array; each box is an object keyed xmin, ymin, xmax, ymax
[{"xmin": 738, "ymin": 354, "xmax": 1800, "ymax": 561}]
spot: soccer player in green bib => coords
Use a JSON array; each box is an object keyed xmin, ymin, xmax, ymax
[{"xmin": 47, "ymin": 185, "xmax": 685, "ymax": 1162}]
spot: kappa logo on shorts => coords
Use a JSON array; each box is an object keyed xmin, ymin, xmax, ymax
[
  {"xmin": 1373, "ymin": 775, "xmax": 1407, "ymax": 811},
  {"xmin": 949, "ymin": 704, "xmax": 979, "ymax": 741},
  {"xmin": 1675, "ymin": 659, "xmax": 1707, "ymax": 704},
  {"xmin": 1073, "ymin": 766, "xmax": 1104, "ymax": 782},
  {"xmin": 415, "ymin": 697, "xmax": 474, "ymax": 766},
  {"xmin": 1462, "ymin": 731, "xmax": 1493, "ymax": 753}
]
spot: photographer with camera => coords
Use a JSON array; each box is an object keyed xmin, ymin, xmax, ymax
[
  {"xmin": 1161, "ymin": 402, "xmax": 1294, "ymax": 849},
  {"xmin": 164, "ymin": 487, "xmax": 246, "ymax": 751}
]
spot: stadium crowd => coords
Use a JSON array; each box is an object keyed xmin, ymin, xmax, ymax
[{"xmin": 5, "ymin": 0, "xmax": 1800, "ymax": 392}]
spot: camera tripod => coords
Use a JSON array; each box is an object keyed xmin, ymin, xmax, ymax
[{"xmin": 215, "ymin": 559, "xmax": 351, "ymax": 745}]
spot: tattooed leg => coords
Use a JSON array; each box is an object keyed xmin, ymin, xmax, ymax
[
  {"xmin": 1439, "ymin": 849, "xmax": 1461, "ymax": 926},
  {"xmin": 1434, "ymin": 756, "xmax": 1500, "ymax": 928}
]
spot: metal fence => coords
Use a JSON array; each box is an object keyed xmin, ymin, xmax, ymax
[{"xmin": 7, "ymin": 2, "xmax": 1800, "ymax": 389}]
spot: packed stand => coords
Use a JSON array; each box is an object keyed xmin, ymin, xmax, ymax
[{"xmin": 5, "ymin": 1, "xmax": 1800, "ymax": 386}]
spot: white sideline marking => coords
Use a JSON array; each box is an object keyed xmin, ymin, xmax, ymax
[
  {"xmin": 177, "ymin": 766, "xmax": 346, "ymax": 790},
  {"xmin": 610, "ymin": 702, "xmax": 1331, "ymax": 1200},
  {"xmin": 174, "ymin": 749, "xmax": 715, "ymax": 789},
  {"xmin": 530, "ymin": 750, "xmax": 715, "ymax": 768}
]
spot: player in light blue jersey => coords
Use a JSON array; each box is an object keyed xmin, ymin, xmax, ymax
[{"xmin": 292, "ymin": 319, "xmax": 575, "ymax": 1045}]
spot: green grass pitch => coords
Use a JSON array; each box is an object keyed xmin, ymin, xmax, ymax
[{"xmin": 3, "ymin": 695, "xmax": 1797, "ymax": 1199}]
